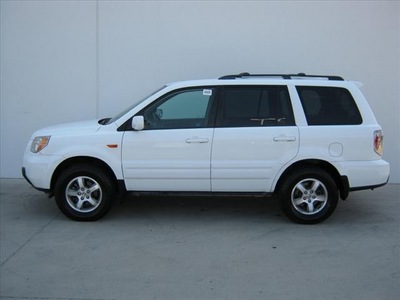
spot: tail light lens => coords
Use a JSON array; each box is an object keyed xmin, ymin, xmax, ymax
[{"xmin": 373, "ymin": 130, "xmax": 384, "ymax": 156}]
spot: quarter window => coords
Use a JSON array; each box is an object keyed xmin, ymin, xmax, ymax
[
  {"xmin": 218, "ymin": 86, "xmax": 295, "ymax": 127},
  {"xmin": 296, "ymin": 86, "xmax": 362, "ymax": 125}
]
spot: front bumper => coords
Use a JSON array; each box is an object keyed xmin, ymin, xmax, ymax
[
  {"xmin": 22, "ymin": 167, "xmax": 51, "ymax": 193},
  {"xmin": 22, "ymin": 150, "xmax": 63, "ymax": 193}
]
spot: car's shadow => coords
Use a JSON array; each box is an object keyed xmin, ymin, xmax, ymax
[{"xmin": 108, "ymin": 194, "xmax": 285, "ymax": 224}]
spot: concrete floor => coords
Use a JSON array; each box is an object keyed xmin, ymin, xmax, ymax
[{"xmin": 0, "ymin": 179, "xmax": 399, "ymax": 300}]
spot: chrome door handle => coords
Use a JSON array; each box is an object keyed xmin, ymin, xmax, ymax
[{"xmin": 185, "ymin": 137, "xmax": 209, "ymax": 144}]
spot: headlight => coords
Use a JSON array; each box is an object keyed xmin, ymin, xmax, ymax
[{"xmin": 30, "ymin": 136, "xmax": 51, "ymax": 153}]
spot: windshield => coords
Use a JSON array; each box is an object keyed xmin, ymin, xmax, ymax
[{"xmin": 106, "ymin": 85, "xmax": 166, "ymax": 125}]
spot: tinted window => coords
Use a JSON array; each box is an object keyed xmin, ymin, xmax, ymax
[
  {"xmin": 158, "ymin": 90, "xmax": 210, "ymax": 119},
  {"xmin": 219, "ymin": 86, "xmax": 295, "ymax": 127},
  {"xmin": 296, "ymin": 86, "xmax": 362, "ymax": 125},
  {"xmin": 142, "ymin": 88, "xmax": 215, "ymax": 129}
]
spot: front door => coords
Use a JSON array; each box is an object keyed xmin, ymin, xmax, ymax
[{"xmin": 122, "ymin": 87, "xmax": 216, "ymax": 191}]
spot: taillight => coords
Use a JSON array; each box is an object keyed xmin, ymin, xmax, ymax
[{"xmin": 373, "ymin": 130, "xmax": 384, "ymax": 156}]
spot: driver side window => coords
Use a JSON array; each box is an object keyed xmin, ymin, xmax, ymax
[{"xmin": 142, "ymin": 88, "xmax": 215, "ymax": 130}]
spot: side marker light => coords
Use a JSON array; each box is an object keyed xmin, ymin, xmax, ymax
[{"xmin": 107, "ymin": 144, "xmax": 118, "ymax": 148}]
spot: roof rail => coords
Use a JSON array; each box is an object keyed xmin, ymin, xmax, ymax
[{"xmin": 218, "ymin": 72, "xmax": 344, "ymax": 81}]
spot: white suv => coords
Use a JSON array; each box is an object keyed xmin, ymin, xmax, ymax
[{"xmin": 22, "ymin": 73, "xmax": 390, "ymax": 223}]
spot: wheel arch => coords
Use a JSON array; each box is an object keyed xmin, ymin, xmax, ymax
[
  {"xmin": 275, "ymin": 159, "xmax": 349, "ymax": 200},
  {"xmin": 50, "ymin": 156, "xmax": 126, "ymax": 196}
]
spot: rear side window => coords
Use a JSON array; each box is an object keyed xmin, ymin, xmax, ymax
[
  {"xmin": 218, "ymin": 86, "xmax": 295, "ymax": 127},
  {"xmin": 296, "ymin": 86, "xmax": 362, "ymax": 125}
]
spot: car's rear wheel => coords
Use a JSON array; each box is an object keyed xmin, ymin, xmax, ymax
[
  {"xmin": 279, "ymin": 167, "xmax": 338, "ymax": 224},
  {"xmin": 54, "ymin": 164, "xmax": 114, "ymax": 221}
]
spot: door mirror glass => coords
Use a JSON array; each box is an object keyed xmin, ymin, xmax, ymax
[
  {"xmin": 132, "ymin": 116, "xmax": 144, "ymax": 131},
  {"xmin": 155, "ymin": 108, "xmax": 163, "ymax": 119}
]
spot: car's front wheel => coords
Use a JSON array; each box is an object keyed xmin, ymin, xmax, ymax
[
  {"xmin": 54, "ymin": 164, "xmax": 114, "ymax": 221},
  {"xmin": 279, "ymin": 167, "xmax": 339, "ymax": 224}
]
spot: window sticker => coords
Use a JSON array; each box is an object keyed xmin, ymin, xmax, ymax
[{"xmin": 203, "ymin": 89, "xmax": 212, "ymax": 96}]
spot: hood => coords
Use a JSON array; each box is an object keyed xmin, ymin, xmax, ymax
[{"xmin": 32, "ymin": 119, "xmax": 102, "ymax": 137}]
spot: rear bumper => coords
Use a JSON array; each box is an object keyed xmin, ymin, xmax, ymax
[
  {"xmin": 349, "ymin": 178, "xmax": 389, "ymax": 192},
  {"xmin": 343, "ymin": 159, "xmax": 390, "ymax": 189}
]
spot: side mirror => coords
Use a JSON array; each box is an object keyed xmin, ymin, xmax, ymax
[{"xmin": 131, "ymin": 116, "xmax": 144, "ymax": 131}]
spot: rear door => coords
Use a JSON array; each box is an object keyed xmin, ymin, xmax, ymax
[{"xmin": 211, "ymin": 85, "xmax": 299, "ymax": 192}]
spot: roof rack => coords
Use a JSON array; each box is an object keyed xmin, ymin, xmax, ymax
[{"xmin": 219, "ymin": 72, "xmax": 344, "ymax": 81}]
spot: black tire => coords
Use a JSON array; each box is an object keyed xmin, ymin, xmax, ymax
[
  {"xmin": 279, "ymin": 167, "xmax": 338, "ymax": 224},
  {"xmin": 54, "ymin": 164, "xmax": 115, "ymax": 221}
]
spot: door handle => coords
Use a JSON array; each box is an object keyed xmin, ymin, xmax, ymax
[
  {"xmin": 185, "ymin": 137, "xmax": 209, "ymax": 144},
  {"xmin": 273, "ymin": 136, "xmax": 296, "ymax": 142}
]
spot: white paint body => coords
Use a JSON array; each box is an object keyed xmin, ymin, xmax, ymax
[{"xmin": 22, "ymin": 78, "xmax": 390, "ymax": 194}]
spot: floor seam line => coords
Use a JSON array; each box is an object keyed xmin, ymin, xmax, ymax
[{"xmin": 0, "ymin": 213, "xmax": 59, "ymax": 267}]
